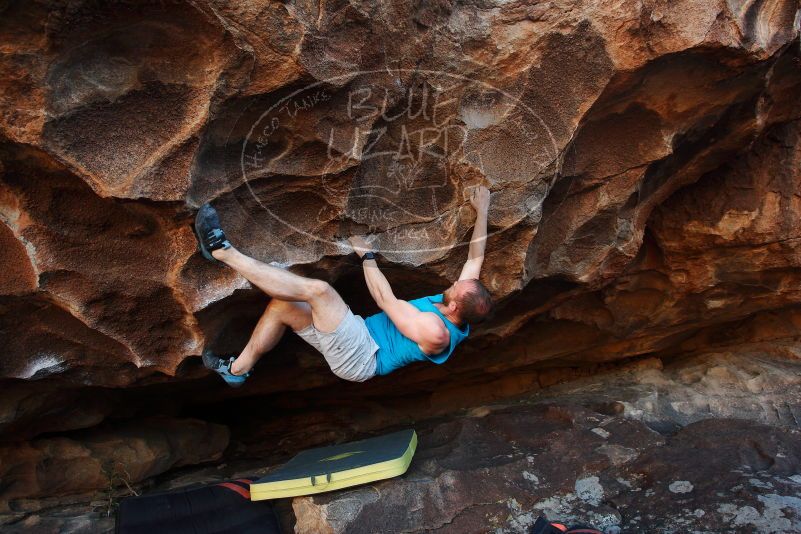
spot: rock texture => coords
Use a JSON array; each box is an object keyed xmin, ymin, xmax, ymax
[
  {"xmin": 293, "ymin": 352, "xmax": 801, "ymax": 533},
  {"xmin": 294, "ymin": 409, "xmax": 801, "ymax": 534},
  {"xmin": 0, "ymin": 416, "xmax": 228, "ymax": 512},
  {"xmin": 6, "ymin": 349, "xmax": 801, "ymax": 533},
  {"xmin": 1, "ymin": 0, "xmax": 801, "ymax": 530},
  {"xmin": 1, "ymin": 0, "xmax": 800, "ymax": 384}
]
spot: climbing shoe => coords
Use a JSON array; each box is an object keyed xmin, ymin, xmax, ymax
[
  {"xmin": 194, "ymin": 203, "xmax": 231, "ymax": 264},
  {"xmin": 202, "ymin": 350, "xmax": 250, "ymax": 388}
]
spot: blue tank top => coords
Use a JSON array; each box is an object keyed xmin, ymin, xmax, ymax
[{"xmin": 364, "ymin": 294, "xmax": 470, "ymax": 376}]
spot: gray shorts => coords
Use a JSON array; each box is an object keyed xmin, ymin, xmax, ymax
[{"xmin": 295, "ymin": 308, "xmax": 379, "ymax": 382}]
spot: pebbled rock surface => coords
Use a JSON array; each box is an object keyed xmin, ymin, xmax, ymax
[
  {"xmin": 294, "ymin": 411, "xmax": 801, "ymax": 533},
  {"xmin": 294, "ymin": 404, "xmax": 656, "ymax": 534},
  {"xmin": 2, "ymin": 0, "xmax": 801, "ymax": 529},
  {"xmin": 293, "ymin": 352, "xmax": 801, "ymax": 534}
]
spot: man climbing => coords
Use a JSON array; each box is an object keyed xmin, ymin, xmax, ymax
[{"xmin": 196, "ymin": 186, "xmax": 494, "ymax": 387}]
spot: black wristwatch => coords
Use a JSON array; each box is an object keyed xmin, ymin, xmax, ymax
[{"xmin": 362, "ymin": 252, "xmax": 376, "ymax": 262}]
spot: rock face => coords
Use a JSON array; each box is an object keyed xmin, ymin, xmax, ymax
[
  {"xmin": 293, "ymin": 352, "xmax": 801, "ymax": 533},
  {"xmin": 2, "ymin": 0, "xmax": 800, "ymax": 384},
  {"xmin": 7, "ymin": 349, "xmax": 800, "ymax": 533},
  {"xmin": 1, "ymin": 0, "xmax": 801, "ymax": 529},
  {"xmin": 0, "ymin": 417, "xmax": 229, "ymax": 512},
  {"xmin": 295, "ymin": 410, "xmax": 801, "ymax": 534}
]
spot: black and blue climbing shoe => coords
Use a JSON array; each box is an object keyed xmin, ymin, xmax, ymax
[
  {"xmin": 202, "ymin": 350, "xmax": 250, "ymax": 388},
  {"xmin": 194, "ymin": 203, "xmax": 231, "ymax": 264}
]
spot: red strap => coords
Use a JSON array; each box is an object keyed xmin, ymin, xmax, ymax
[
  {"xmin": 551, "ymin": 524, "xmax": 568, "ymax": 532},
  {"xmin": 217, "ymin": 482, "xmax": 251, "ymax": 499}
]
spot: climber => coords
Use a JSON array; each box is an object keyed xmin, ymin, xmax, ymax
[{"xmin": 195, "ymin": 186, "xmax": 494, "ymax": 387}]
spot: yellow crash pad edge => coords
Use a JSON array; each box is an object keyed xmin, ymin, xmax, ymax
[{"xmin": 250, "ymin": 431, "xmax": 417, "ymax": 501}]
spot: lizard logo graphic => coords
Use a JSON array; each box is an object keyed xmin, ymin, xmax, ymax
[{"xmin": 319, "ymin": 451, "xmax": 366, "ymax": 462}]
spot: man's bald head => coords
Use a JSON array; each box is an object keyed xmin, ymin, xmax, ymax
[{"xmin": 443, "ymin": 279, "xmax": 494, "ymax": 325}]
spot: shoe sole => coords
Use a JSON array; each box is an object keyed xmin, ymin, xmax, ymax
[
  {"xmin": 193, "ymin": 216, "xmax": 222, "ymax": 264},
  {"xmin": 202, "ymin": 350, "xmax": 223, "ymax": 370}
]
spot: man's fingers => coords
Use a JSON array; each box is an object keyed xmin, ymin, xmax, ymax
[
  {"xmin": 359, "ymin": 234, "xmax": 378, "ymax": 247},
  {"xmin": 349, "ymin": 234, "xmax": 378, "ymax": 253},
  {"xmin": 464, "ymin": 184, "xmax": 478, "ymax": 202}
]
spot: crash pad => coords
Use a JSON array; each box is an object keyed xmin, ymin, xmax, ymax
[{"xmin": 250, "ymin": 428, "xmax": 417, "ymax": 501}]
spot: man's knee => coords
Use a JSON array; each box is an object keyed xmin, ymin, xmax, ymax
[
  {"xmin": 267, "ymin": 298, "xmax": 291, "ymax": 311},
  {"xmin": 265, "ymin": 298, "xmax": 311, "ymax": 330},
  {"xmin": 306, "ymin": 279, "xmax": 333, "ymax": 300}
]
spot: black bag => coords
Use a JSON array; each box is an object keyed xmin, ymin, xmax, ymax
[
  {"xmin": 530, "ymin": 515, "xmax": 604, "ymax": 534},
  {"xmin": 116, "ymin": 478, "xmax": 281, "ymax": 534}
]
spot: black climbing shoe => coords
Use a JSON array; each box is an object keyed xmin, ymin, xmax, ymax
[
  {"xmin": 202, "ymin": 350, "xmax": 250, "ymax": 388},
  {"xmin": 194, "ymin": 203, "xmax": 231, "ymax": 263}
]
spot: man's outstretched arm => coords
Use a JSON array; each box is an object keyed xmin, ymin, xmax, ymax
[
  {"xmin": 459, "ymin": 185, "xmax": 490, "ymax": 280},
  {"xmin": 348, "ymin": 236, "xmax": 448, "ymax": 354}
]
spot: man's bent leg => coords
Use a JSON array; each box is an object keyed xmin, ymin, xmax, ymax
[
  {"xmin": 230, "ymin": 299, "xmax": 313, "ymax": 375},
  {"xmin": 214, "ymin": 246, "xmax": 348, "ymax": 333}
]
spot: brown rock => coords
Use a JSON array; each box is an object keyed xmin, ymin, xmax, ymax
[
  {"xmin": 0, "ymin": 1, "xmax": 801, "ymax": 527},
  {"xmin": 0, "ymin": 417, "xmax": 229, "ymax": 511},
  {"xmin": 0, "ymin": 1, "xmax": 801, "ymax": 392},
  {"xmin": 0, "ymin": 2, "xmax": 798, "ymax": 402}
]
